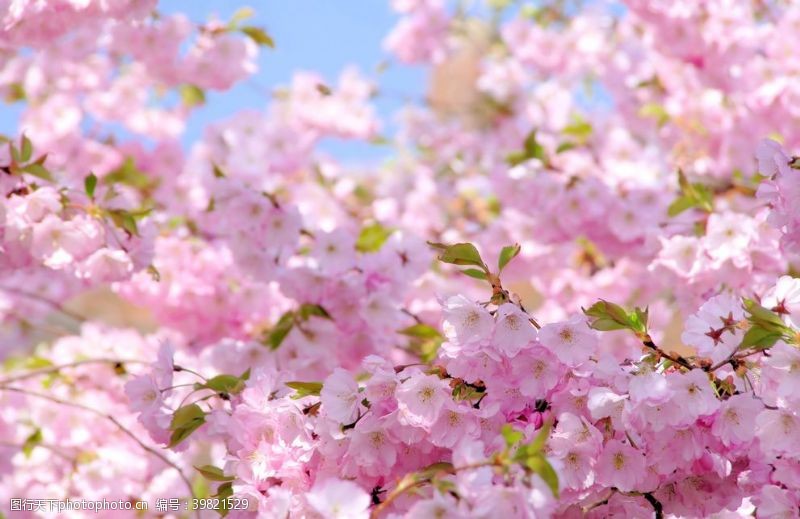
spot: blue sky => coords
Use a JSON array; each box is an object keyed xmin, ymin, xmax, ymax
[
  {"xmin": 0, "ymin": 2, "xmax": 425, "ymax": 162},
  {"xmin": 162, "ymin": 1, "xmax": 426, "ymax": 161}
]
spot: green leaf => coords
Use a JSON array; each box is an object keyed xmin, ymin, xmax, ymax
[
  {"xmin": 286, "ymin": 381, "xmax": 323, "ymax": 398},
  {"xmin": 240, "ymin": 26, "xmax": 275, "ymax": 48},
  {"xmin": 562, "ymin": 116, "xmax": 592, "ymax": 144},
  {"xmin": 668, "ymin": 170, "xmax": 714, "ymax": 217},
  {"xmin": 84, "ymin": 173, "xmax": 97, "ymax": 199},
  {"xmin": 194, "ymin": 465, "xmax": 235, "ymax": 482},
  {"xmin": 744, "ymin": 299, "xmax": 787, "ymax": 329},
  {"xmin": 167, "ymin": 424, "xmax": 206, "ymax": 449},
  {"xmin": 461, "ymin": 268, "xmax": 488, "ymax": 280},
  {"xmin": 8, "ymin": 142, "xmax": 20, "ymax": 163},
  {"xmin": 104, "ymin": 157, "xmax": 152, "ymax": 190},
  {"xmin": 638, "ymin": 102, "xmax": 669, "ymax": 127},
  {"xmin": 583, "ymin": 300, "xmax": 648, "ymax": 334},
  {"xmin": 740, "ymin": 326, "xmax": 782, "ymax": 349},
  {"xmin": 667, "ymin": 195, "xmax": 696, "ymax": 217},
  {"xmin": 556, "ymin": 142, "xmax": 577, "ymax": 154},
  {"xmin": 204, "ymin": 374, "xmax": 245, "ymax": 394},
  {"xmin": 5, "ymin": 82, "xmax": 25, "ymax": 103},
  {"xmin": 523, "ymin": 130, "xmax": 547, "ymax": 162},
  {"xmin": 212, "ymin": 163, "xmax": 226, "ymax": 178},
  {"xmin": 506, "ymin": 129, "xmax": 548, "ymax": 166},
  {"xmin": 432, "ymin": 242, "xmax": 486, "ymax": 269},
  {"xmin": 20, "ymin": 134, "xmax": 32, "ymax": 162},
  {"xmin": 588, "ymin": 317, "xmax": 629, "ymax": 331},
  {"xmin": 400, "ymin": 324, "xmax": 444, "ymax": 363},
  {"xmin": 22, "ymin": 428, "xmax": 42, "ymax": 457},
  {"xmin": 526, "ymin": 455, "xmax": 559, "ymax": 497},
  {"xmin": 298, "ymin": 303, "xmax": 331, "ymax": 320},
  {"xmin": 399, "ymin": 323, "xmax": 442, "ymax": 339},
  {"xmin": 21, "ymin": 163, "xmax": 53, "ymax": 182},
  {"xmin": 505, "ymin": 151, "xmax": 529, "ymax": 167},
  {"xmin": 356, "ymin": 223, "xmax": 394, "ymax": 253},
  {"xmin": 527, "ymin": 420, "xmax": 551, "ymax": 453},
  {"xmin": 498, "ymin": 243, "xmax": 521, "ymax": 272},
  {"xmin": 213, "ymin": 481, "xmax": 234, "ymax": 516},
  {"xmin": 107, "ymin": 209, "xmax": 139, "ymax": 237},
  {"xmin": 229, "ymin": 6, "xmax": 255, "ymax": 25},
  {"xmin": 168, "ymin": 404, "xmax": 206, "ymax": 448},
  {"xmin": 170, "ymin": 404, "xmax": 206, "ymax": 430},
  {"xmin": 266, "ymin": 311, "xmax": 294, "ymax": 350},
  {"xmin": 501, "ymin": 424, "xmax": 524, "ymax": 448},
  {"xmin": 179, "ymin": 84, "xmax": 206, "ymax": 108},
  {"xmin": 25, "ymin": 356, "xmax": 54, "ymax": 370}
]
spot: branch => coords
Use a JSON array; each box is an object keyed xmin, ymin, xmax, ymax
[
  {"xmin": 0, "ymin": 358, "xmax": 148, "ymax": 386},
  {"xmin": 1, "ymin": 386, "xmax": 197, "ymax": 516},
  {"xmin": 707, "ymin": 348, "xmax": 764, "ymax": 372},
  {"xmin": 642, "ymin": 492, "xmax": 664, "ymax": 519},
  {"xmin": 642, "ymin": 336, "xmax": 695, "ymax": 370},
  {"xmin": 0, "ymin": 285, "xmax": 86, "ymax": 322}
]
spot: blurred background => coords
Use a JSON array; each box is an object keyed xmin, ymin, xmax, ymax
[{"xmin": 159, "ymin": 1, "xmax": 427, "ymax": 161}]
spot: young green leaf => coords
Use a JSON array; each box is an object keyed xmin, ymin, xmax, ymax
[
  {"xmin": 399, "ymin": 323, "xmax": 442, "ymax": 339},
  {"xmin": 84, "ymin": 173, "xmax": 98, "ymax": 199},
  {"xmin": 179, "ymin": 84, "xmax": 206, "ymax": 108},
  {"xmin": 168, "ymin": 404, "xmax": 206, "ymax": 448},
  {"xmin": 170, "ymin": 403, "xmax": 206, "ymax": 430},
  {"xmin": 431, "ymin": 242, "xmax": 487, "ymax": 270},
  {"xmin": 498, "ymin": 243, "xmax": 521, "ymax": 272},
  {"xmin": 20, "ymin": 134, "xmax": 33, "ymax": 162},
  {"xmin": 356, "ymin": 223, "xmax": 394, "ymax": 253},
  {"xmin": 265, "ymin": 311, "xmax": 295, "ymax": 350},
  {"xmin": 22, "ymin": 428, "xmax": 42, "ymax": 457},
  {"xmin": 194, "ymin": 465, "xmax": 235, "ymax": 482},
  {"xmin": 240, "ymin": 26, "xmax": 275, "ymax": 47},
  {"xmin": 298, "ymin": 303, "xmax": 331, "ymax": 320},
  {"xmin": 501, "ymin": 424, "xmax": 524, "ymax": 448},
  {"xmin": 107, "ymin": 209, "xmax": 139, "ymax": 237},
  {"xmin": 583, "ymin": 300, "xmax": 648, "ymax": 335},
  {"xmin": 21, "ymin": 163, "xmax": 54, "ymax": 182},
  {"xmin": 461, "ymin": 268, "xmax": 488, "ymax": 280},
  {"xmin": 740, "ymin": 326, "xmax": 783, "ymax": 349},
  {"xmin": 526, "ymin": 455, "xmax": 559, "ymax": 497},
  {"xmin": 204, "ymin": 374, "xmax": 245, "ymax": 394},
  {"xmin": 212, "ymin": 163, "xmax": 226, "ymax": 178},
  {"xmin": 286, "ymin": 381, "xmax": 323, "ymax": 398},
  {"xmin": 506, "ymin": 129, "xmax": 548, "ymax": 166}
]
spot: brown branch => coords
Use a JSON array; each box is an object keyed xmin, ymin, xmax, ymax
[
  {"xmin": 642, "ymin": 336, "xmax": 695, "ymax": 370},
  {"xmin": 582, "ymin": 489, "xmax": 616, "ymax": 513},
  {"xmin": 708, "ymin": 348, "xmax": 764, "ymax": 372},
  {"xmin": 642, "ymin": 492, "xmax": 664, "ymax": 519}
]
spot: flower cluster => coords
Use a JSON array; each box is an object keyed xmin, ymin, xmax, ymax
[{"xmin": 3, "ymin": 1, "xmax": 800, "ymax": 518}]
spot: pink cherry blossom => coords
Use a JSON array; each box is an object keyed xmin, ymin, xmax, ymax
[
  {"xmin": 307, "ymin": 478, "xmax": 370, "ymax": 519},
  {"xmin": 538, "ymin": 315, "xmax": 597, "ymax": 366}
]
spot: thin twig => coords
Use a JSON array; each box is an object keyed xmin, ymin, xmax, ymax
[
  {"xmin": 0, "ymin": 285, "xmax": 86, "ymax": 322},
  {"xmin": 642, "ymin": 336, "xmax": 695, "ymax": 370},
  {"xmin": 708, "ymin": 348, "xmax": 764, "ymax": 372},
  {"xmin": 1, "ymin": 386, "xmax": 197, "ymax": 516},
  {"xmin": 0, "ymin": 359, "xmax": 147, "ymax": 386}
]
